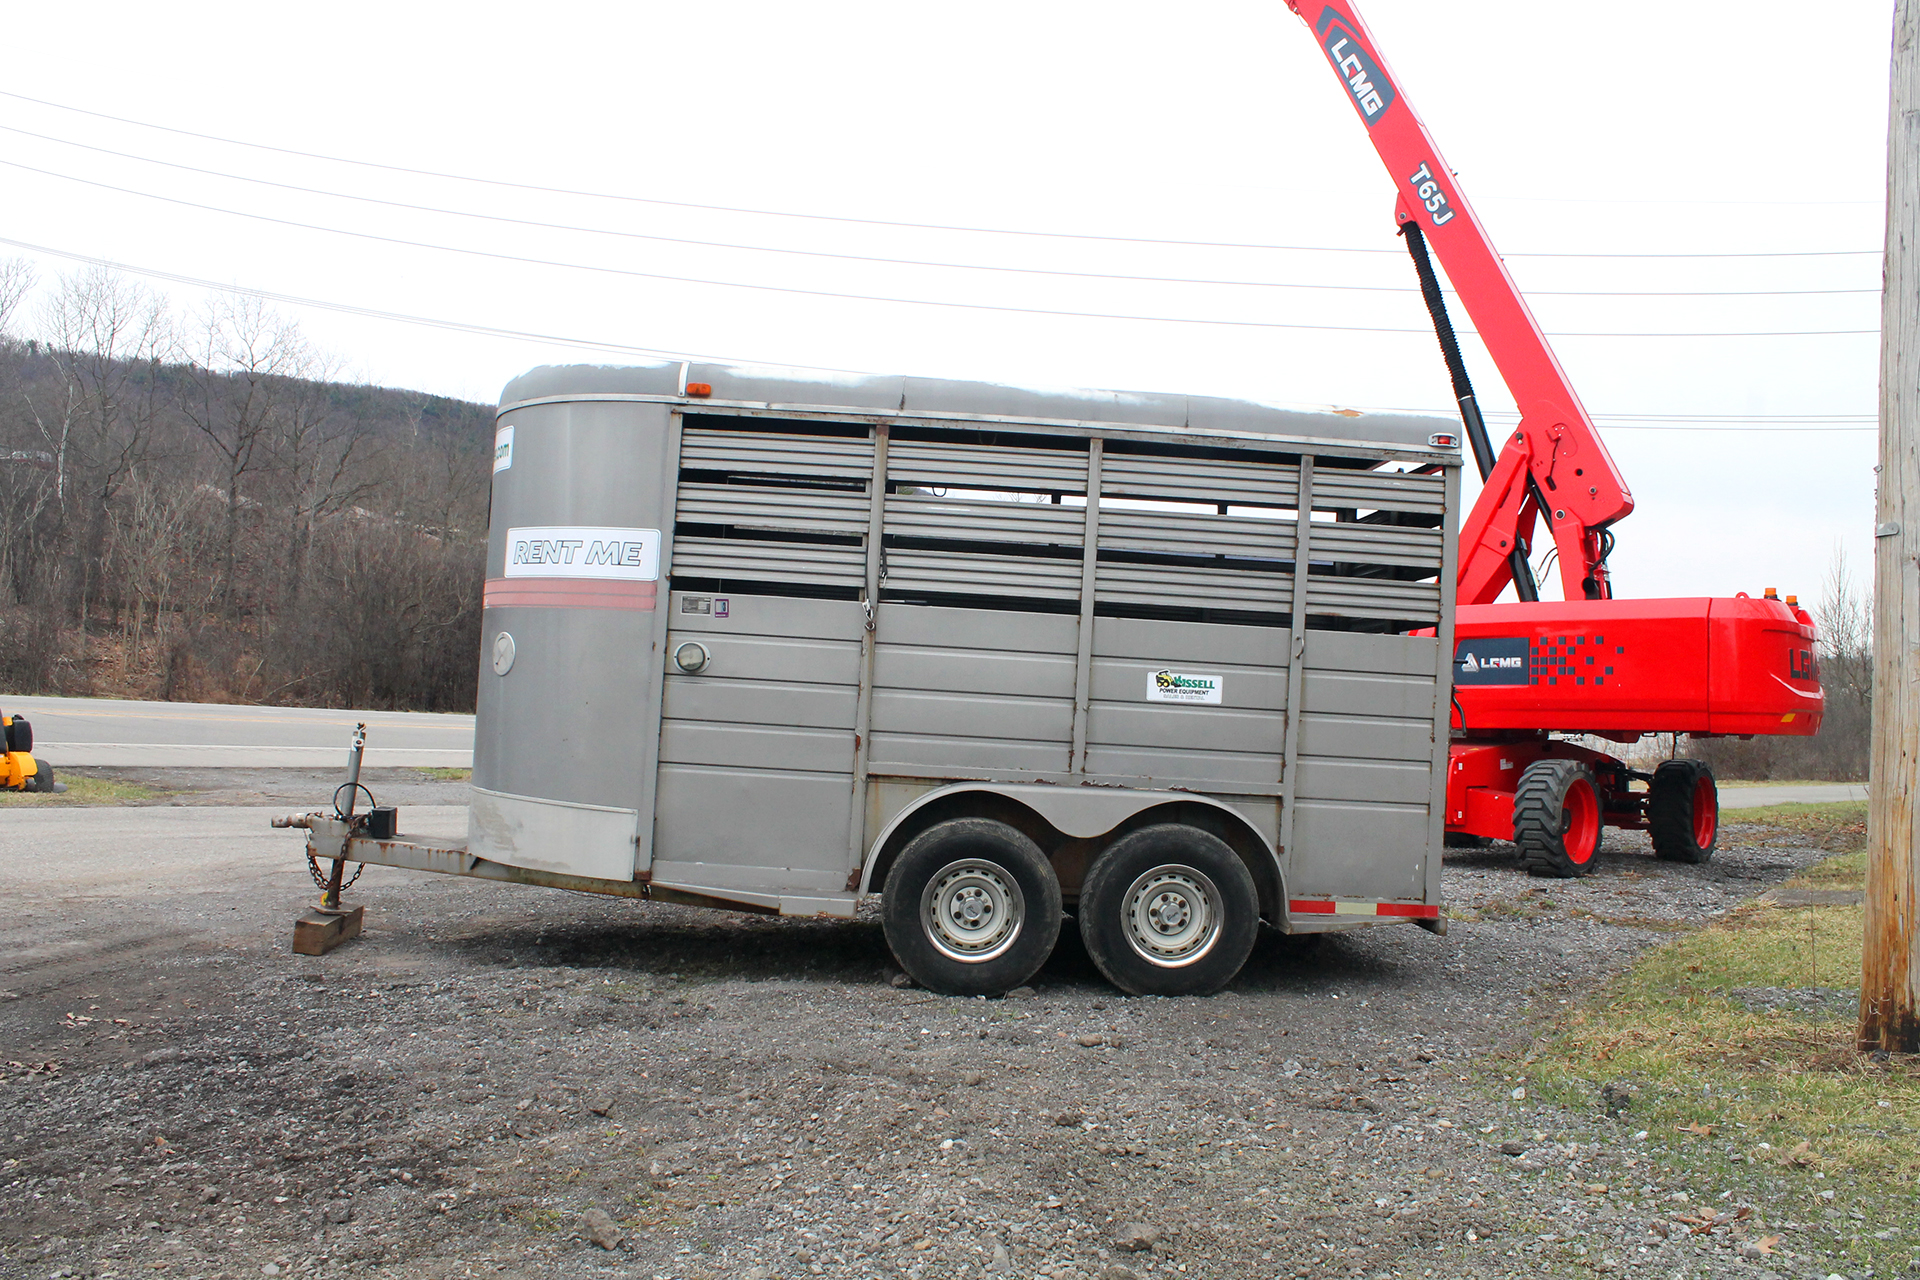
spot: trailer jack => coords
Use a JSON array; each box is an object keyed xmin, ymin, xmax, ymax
[{"xmin": 273, "ymin": 722, "xmax": 375, "ymax": 956}]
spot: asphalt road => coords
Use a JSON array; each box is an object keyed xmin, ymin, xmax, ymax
[
  {"xmin": 1720, "ymin": 782, "xmax": 1866, "ymax": 808},
  {"xmin": 0, "ymin": 694, "xmax": 473, "ymax": 769}
]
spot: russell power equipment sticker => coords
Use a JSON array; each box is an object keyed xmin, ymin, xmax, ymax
[
  {"xmin": 1147, "ymin": 669, "xmax": 1224, "ymax": 705},
  {"xmin": 504, "ymin": 526, "xmax": 660, "ymax": 581}
]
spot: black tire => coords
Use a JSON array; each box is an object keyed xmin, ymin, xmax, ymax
[
  {"xmin": 881, "ymin": 818, "xmax": 1061, "ymax": 997},
  {"xmin": 1649, "ymin": 759, "xmax": 1717, "ymax": 864},
  {"xmin": 1513, "ymin": 759, "xmax": 1603, "ymax": 878},
  {"xmin": 1077, "ymin": 824, "xmax": 1260, "ymax": 997},
  {"xmin": 22, "ymin": 758, "xmax": 54, "ymax": 793}
]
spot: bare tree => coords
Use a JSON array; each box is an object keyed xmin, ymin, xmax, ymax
[
  {"xmin": 180, "ymin": 294, "xmax": 313, "ymax": 619},
  {"xmin": 269, "ymin": 356, "xmax": 377, "ymax": 624},
  {"xmin": 1818, "ymin": 546, "xmax": 1872, "ymax": 686},
  {"xmin": 106, "ymin": 470, "xmax": 198, "ymax": 672},
  {"xmin": 0, "ymin": 258, "xmax": 35, "ymax": 341},
  {"xmin": 28, "ymin": 266, "xmax": 172, "ymax": 630}
]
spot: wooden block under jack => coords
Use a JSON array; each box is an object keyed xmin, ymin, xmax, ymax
[{"xmin": 292, "ymin": 906, "xmax": 365, "ymax": 956}]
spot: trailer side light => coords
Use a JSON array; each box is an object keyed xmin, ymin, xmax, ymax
[
  {"xmin": 1428, "ymin": 431, "xmax": 1459, "ymax": 448},
  {"xmin": 685, "ymin": 382, "xmax": 713, "ymax": 398}
]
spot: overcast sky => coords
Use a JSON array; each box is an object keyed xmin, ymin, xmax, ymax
[{"xmin": 0, "ymin": 1, "xmax": 1894, "ymax": 605}]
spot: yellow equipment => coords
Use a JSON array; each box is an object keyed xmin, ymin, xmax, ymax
[{"xmin": 1, "ymin": 711, "xmax": 61, "ymax": 792}]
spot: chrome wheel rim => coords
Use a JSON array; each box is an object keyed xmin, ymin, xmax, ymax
[
  {"xmin": 921, "ymin": 859, "xmax": 1024, "ymax": 963},
  {"xmin": 1121, "ymin": 864, "xmax": 1223, "ymax": 968}
]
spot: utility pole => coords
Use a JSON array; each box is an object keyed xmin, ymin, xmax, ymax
[{"xmin": 1864, "ymin": 0, "xmax": 1920, "ymax": 1054}]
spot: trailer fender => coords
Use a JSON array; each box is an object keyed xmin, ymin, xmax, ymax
[{"xmin": 857, "ymin": 783, "xmax": 1287, "ymax": 924}]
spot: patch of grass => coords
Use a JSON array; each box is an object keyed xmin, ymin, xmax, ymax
[
  {"xmin": 417, "ymin": 766, "xmax": 472, "ymax": 781},
  {"xmin": 1526, "ymin": 850, "xmax": 1917, "ymax": 1275},
  {"xmin": 0, "ymin": 775, "xmax": 163, "ymax": 806},
  {"xmin": 1792, "ymin": 850, "xmax": 1867, "ymax": 888},
  {"xmin": 1718, "ymin": 779, "xmax": 1863, "ymax": 789},
  {"xmin": 1724, "ymin": 799, "xmax": 1869, "ymax": 853}
]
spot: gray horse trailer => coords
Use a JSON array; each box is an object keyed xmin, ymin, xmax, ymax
[{"xmin": 282, "ymin": 362, "xmax": 1462, "ymax": 996}]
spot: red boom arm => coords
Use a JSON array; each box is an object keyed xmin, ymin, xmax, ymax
[{"xmin": 1285, "ymin": 1, "xmax": 1634, "ymax": 605}]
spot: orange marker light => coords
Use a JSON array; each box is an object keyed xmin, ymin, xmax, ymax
[{"xmin": 685, "ymin": 382, "xmax": 712, "ymax": 398}]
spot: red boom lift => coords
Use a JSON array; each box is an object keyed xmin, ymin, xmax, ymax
[{"xmin": 1287, "ymin": 1, "xmax": 1824, "ymax": 875}]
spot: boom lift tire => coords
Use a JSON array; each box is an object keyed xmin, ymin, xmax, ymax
[
  {"xmin": 882, "ymin": 817, "xmax": 1061, "ymax": 997},
  {"xmin": 1077, "ymin": 824, "xmax": 1260, "ymax": 997},
  {"xmin": 1513, "ymin": 759, "xmax": 1603, "ymax": 878},
  {"xmin": 1649, "ymin": 759, "xmax": 1718, "ymax": 864}
]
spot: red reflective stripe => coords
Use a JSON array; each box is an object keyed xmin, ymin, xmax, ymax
[
  {"xmin": 1288, "ymin": 898, "xmax": 1441, "ymax": 918},
  {"xmin": 483, "ymin": 578, "xmax": 657, "ymax": 610}
]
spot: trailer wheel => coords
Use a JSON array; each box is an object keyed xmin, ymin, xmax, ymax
[
  {"xmin": 1077, "ymin": 824, "xmax": 1259, "ymax": 997},
  {"xmin": 1512, "ymin": 759, "xmax": 1602, "ymax": 878},
  {"xmin": 881, "ymin": 818, "xmax": 1061, "ymax": 997},
  {"xmin": 1649, "ymin": 759, "xmax": 1717, "ymax": 864}
]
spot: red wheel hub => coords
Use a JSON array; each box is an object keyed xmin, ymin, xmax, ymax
[
  {"xmin": 1692, "ymin": 774, "xmax": 1718, "ymax": 848},
  {"xmin": 1562, "ymin": 777, "xmax": 1601, "ymax": 865}
]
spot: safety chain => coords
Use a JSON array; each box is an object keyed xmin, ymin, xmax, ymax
[{"xmin": 306, "ymin": 851, "xmax": 364, "ymax": 894}]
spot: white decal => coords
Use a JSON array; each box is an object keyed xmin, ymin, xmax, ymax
[
  {"xmin": 504, "ymin": 526, "xmax": 659, "ymax": 580},
  {"xmin": 1146, "ymin": 669, "xmax": 1223, "ymax": 705},
  {"xmin": 493, "ymin": 424, "xmax": 515, "ymax": 473}
]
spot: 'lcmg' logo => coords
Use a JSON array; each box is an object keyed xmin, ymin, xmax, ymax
[{"xmin": 1315, "ymin": 6, "xmax": 1397, "ymax": 124}]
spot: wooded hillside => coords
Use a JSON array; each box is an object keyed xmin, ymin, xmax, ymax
[{"xmin": 0, "ymin": 262, "xmax": 491, "ymax": 711}]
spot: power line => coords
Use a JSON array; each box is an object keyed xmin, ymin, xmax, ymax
[
  {"xmin": 0, "ymin": 89, "xmax": 1884, "ymax": 262},
  {"xmin": 0, "ymin": 233, "xmax": 782, "ymax": 367},
  {"xmin": 0, "ymin": 123, "xmax": 1882, "ymax": 301},
  {"xmin": 0, "ymin": 234, "xmax": 1884, "ymax": 434},
  {"xmin": 0, "ymin": 157, "xmax": 1884, "ymax": 339}
]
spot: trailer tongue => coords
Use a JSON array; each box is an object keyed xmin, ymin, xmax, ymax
[{"xmin": 1287, "ymin": 0, "xmax": 1823, "ymax": 873}]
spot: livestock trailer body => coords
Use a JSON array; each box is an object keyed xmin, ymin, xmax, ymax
[{"xmin": 294, "ymin": 362, "xmax": 1463, "ymax": 995}]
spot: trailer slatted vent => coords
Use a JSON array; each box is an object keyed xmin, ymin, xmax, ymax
[
  {"xmin": 1095, "ymin": 447, "xmax": 1300, "ymax": 620},
  {"xmin": 672, "ymin": 418, "xmax": 873, "ymax": 594},
  {"xmin": 1305, "ymin": 467, "xmax": 1446, "ymax": 626},
  {"xmin": 882, "ymin": 431, "xmax": 1090, "ymax": 606}
]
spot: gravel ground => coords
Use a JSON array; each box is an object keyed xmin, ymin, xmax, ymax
[{"xmin": 0, "ymin": 778, "xmax": 1874, "ymax": 1280}]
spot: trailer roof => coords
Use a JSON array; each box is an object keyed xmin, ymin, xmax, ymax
[{"xmin": 500, "ymin": 362, "xmax": 1459, "ymax": 459}]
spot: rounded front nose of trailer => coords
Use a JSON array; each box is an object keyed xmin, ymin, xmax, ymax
[{"xmin": 471, "ymin": 397, "xmax": 676, "ymax": 882}]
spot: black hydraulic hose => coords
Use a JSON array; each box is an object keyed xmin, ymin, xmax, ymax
[
  {"xmin": 1400, "ymin": 220, "xmax": 1539, "ymax": 603},
  {"xmin": 1401, "ymin": 221, "xmax": 1493, "ymax": 480}
]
